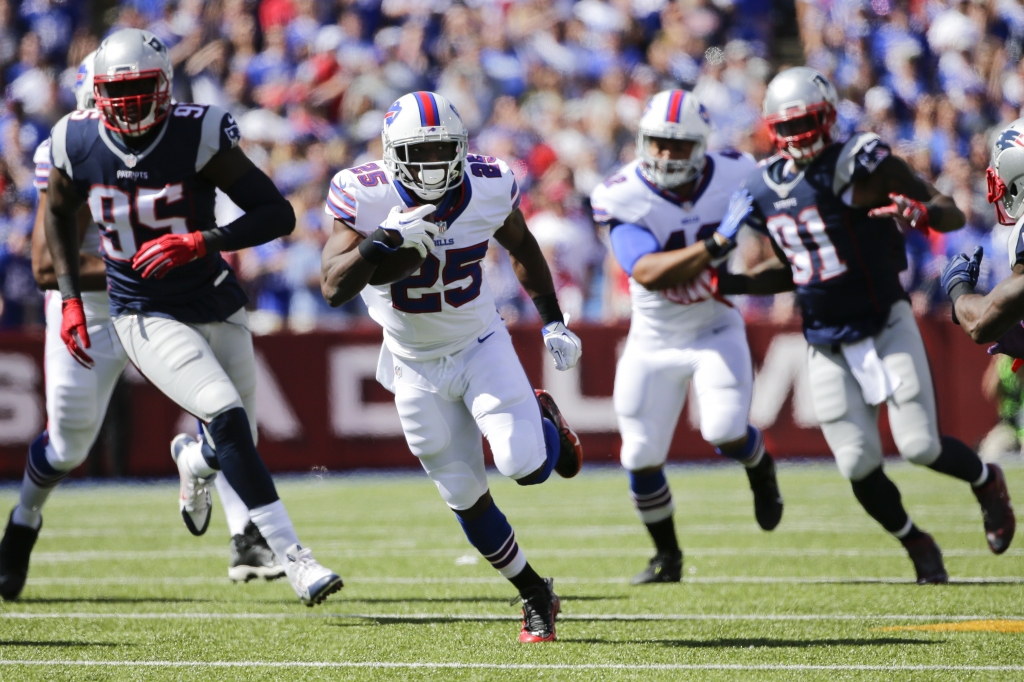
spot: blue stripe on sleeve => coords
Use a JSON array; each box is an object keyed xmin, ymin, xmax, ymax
[{"xmin": 609, "ymin": 222, "xmax": 661, "ymax": 277}]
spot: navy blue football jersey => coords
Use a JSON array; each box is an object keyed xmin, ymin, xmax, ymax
[
  {"xmin": 50, "ymin": 103, "xmax": 247, "ymax": 323},
  {"xmin": 744, "ymin": 133, "xmax": 908, "ymax": 345}
]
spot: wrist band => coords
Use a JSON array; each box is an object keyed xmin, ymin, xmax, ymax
[
  {"xmin": 532, "ymin": 293, "xmax": 564, "ymax": 325},
  {"xmin": 357, "ymin": 228, "xmax": 399, "ymax": 265},
  {"xmin": 704, "ymin": 236, "xmax": 735, "ymax": 259}
]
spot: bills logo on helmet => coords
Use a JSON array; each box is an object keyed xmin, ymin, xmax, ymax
[
  {"xmin": 995, "ymin": 129, "xmax": 1024, "ymax": 153},
  {"xmin": 76, "ymin": 64, "xmax": 88, "ymax": 89},
  {"xmin": 698, "ymin": 102, "xmax": 710, "ymax": 124},
  {"xmin": 384, "ymin": 101, "xmax": 402, "ymax": 126}
]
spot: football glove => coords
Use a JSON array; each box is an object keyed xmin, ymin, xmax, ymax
[
  {"xmin": 940, "ymin": 246, "xmax": 983, "ymax": 296},
  {"xmin": 868, "ymin": 193, "xmax": 930, "ymax": 233},
  {"xmin": 133, "ymin": 231, "xmax": 207, "ymax": 279},
  {"xmin": 60, "ymin": 297, "xmax": 93, "ymax": 368},
  {"xmin": 381, "ymin": 204, "xmax": 439, "ymax": 259},
  {"xmin": 542, "ymin": 321, "xmax": 582, "ymax": 371},
  {"xmin": 715, "ymin": 189, "xmax": 754, "ymax": 243}
]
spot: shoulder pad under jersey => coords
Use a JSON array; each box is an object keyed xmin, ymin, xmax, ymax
[
  {"xmin": 591, "ymin": 164, "xmax": 651, "ymax": 226},
  {"xmin": 181, "ymin": 103, "xmax": 242, "ymax": 173}
]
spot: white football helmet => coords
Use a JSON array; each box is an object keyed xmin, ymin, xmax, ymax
[
  {"xmin": 381, "ymin": 91, "xmax": 468, "ymax": 201},
  {"xmin": 636, "ymin": 89, "xmax": 712, "ymax": 188},
  {"xmin": 74, "ymin": 50, "xmax": 96, "ymax": 110},
  {"xmin": 93, "ymin": 28, "xmax": 173, "ymax": 136},
  {"xmin": 987, "ymin": 118, "xmax": 1024, "ymax": 226},
  {"xmin": 762, "ymin": 66, "xmax": 838, "ymax": 162}
]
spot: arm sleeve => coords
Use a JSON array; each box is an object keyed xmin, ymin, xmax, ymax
[
  {"xmin": 201, "ymin": 165, "xmax": 295, "ymax": 252},
  {"xmin": 609, "ymin": 222, "xmax": 661, "ymax": 277}
]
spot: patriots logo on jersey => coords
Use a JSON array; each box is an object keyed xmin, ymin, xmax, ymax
[
  {"xmin": 384, "ymin": 102, "xmax": 402, "ymax": 126},
  {"xmin": 224, "ymin": 114, "xmax": 241, "ymax": 146},
  {"xmin": 995, "ymin": 129, "xmax": 1024, "ymax": 153},
  {"xmin": 856, "ymin": 138, "xmax": 889, "ymax": 173}
]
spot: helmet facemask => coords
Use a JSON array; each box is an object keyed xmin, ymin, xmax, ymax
[
  {"xmin": 637, "ymin": 131, "xmax": 707, "ymax": 188},
  {"xmin": 94, "ymin": 69, "xmax": 171, "ymax": 137},
  {"xmin": 385, "ymin": 136, "xmax": 467, "ymax": 201},
  {"xmin": 765, "ymin": 102, "xmax": 836, "ymax": 163}
]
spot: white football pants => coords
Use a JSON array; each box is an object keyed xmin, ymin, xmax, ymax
[
  {"xmin": 112, "ymin": 308, "xmax": 258, "ymax": 444},
  {"xmin": 807, "ymin": 300, "xmax": 941, "ymax": 481},
  {"xmin": 379, "ymin": 321, "xmax": 547, "ymax": 510},
  {"xmin": 615, "ymin": 308, "xmax": 753, "ymax": 471},
  {"xmin": 42, "ymin": 293, "xmax": 127, "ymax": 471}
]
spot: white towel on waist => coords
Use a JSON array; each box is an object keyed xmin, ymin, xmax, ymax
[{"xmin": 840, "ymin": 337, "xmax": 902, "ymax": 406}]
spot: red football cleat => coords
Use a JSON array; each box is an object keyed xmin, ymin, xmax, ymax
[
  {"xmin": 535, "ymin": 389, "xmax": 583, "ymax": 478},
  {"xmin": 517, "ymin": 577, "xmax": 559, "ymax": 643}
]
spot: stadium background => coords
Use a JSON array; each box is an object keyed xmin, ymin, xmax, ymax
[{"xmin": 0, "ymin": 0, "xmax": 1016, "ymax": 477}]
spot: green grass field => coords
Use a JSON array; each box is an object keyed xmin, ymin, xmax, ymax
[{"xmin": 0, "ymin": 460, "xmax": 1022, "ymax": 681}]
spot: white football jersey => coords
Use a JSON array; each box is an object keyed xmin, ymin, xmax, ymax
[
  {"xmin": 325, "ymin": 155, "xmax": 521, "ymax": 361},
  {"xmin": 34, "ymin": 137, "xmax": 108, "ymax": 321},
  {"xmin": 591, "ymin": 151, "xmax": 756, "ymax": 340}
]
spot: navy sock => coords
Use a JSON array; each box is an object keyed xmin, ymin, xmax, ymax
[
  {"xmin": 516, "ymin": 418, "xmax": 559, "ymax": 486},
  {"xmin": 928, "ymin": 436, "xmax": 985, "ymax": 485},
  {"xmin": 207, "ymin": 407, "xmax": 277, "ymax": 509},
  {"xmin": 628, "ymin": 468, "xmax": 674, "ymax": 522},
  {"xmin": 850, "ymin": 467, "xmax": 911, "ymax": 535},
  {"xmin": 455, "ymin": 498, "xmax": 524, "ymax": 577},
  {"xmin": 715, "ymin": 425, "xmax": 765, "ymax": 464},
  {"xmin": 25, "ymin": 431, "xmax": 69, "ymax": 488}
]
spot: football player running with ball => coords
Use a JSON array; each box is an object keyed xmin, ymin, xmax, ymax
[
  {"xmin": 321, "ymin": 91, "xmax": 583, "ymax": 642},
  {"xmin": 590, "ymin": 90, "xmax": 783, "ymax": 585},
  {"xmin": 41, "ymin": 29, "xmax": 341, "ymax": 605},
  {"xmin": 720, "ymin": 67, "xmax": 1014, "ymax": 583},
  {"xmin": 0, "ymin": 50, "xmax": 283, "ymax": 601}
]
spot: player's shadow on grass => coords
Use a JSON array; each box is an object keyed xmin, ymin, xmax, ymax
[
  {"xmin": 17, "ymin": 597, "xmax": 215, "ymax": 604},
  {"xmin": 0, "ymin": 641, "xmax": 121, "ymax": 647},
  {"xmin": 563, "ymin": 637, "xmax": 940, "ymax": 648},
  {"xmin": 333, "ymin": 595, "xmax": 619, "ymax": 605}
]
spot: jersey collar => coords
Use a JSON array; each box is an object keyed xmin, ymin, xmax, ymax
[
  {"xmin": 396, "ymin": 176, "xmax": 474, "ymax": 228},
  {"xmin": 97, "ymin": 115, "xmax": 170, "ymax": 168},
  {"xmin": 634, "ymin": 156, "xmax": 715, "ymax": 208}
]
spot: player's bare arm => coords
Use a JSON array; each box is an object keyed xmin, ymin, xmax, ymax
[
  {"xmin": 320, "ymin": 221, "xmax": 393, "ymax": 306},
  {"xmin": 854, "ymin": 155, "xmax": 965, "ymax": 233},
  {"xmin": 494, "ymin": 208, "xmax": 557, "ymax": 299},
  {"xmin": 44, "ymin": 166, "xmax": 87, "ymax": 298},
  {"xmin": 31, "ymin": 190, "xmax": 105, "ymax": 291},
  {"xmin": 717, "ymin": 231, "xmax": 796, "ymax": 295},
  {"xmin": 953, "ymin": 264, "xmax": 1024, "ymax": 343}
]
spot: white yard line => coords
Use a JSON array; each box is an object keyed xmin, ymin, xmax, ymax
[
  {"xmin": 27, "ymin": 546, "xmax": 1024, "ymax": 563},
  {"xmin": 0, "ymin": 661, "xmax": 1021, "ymax": 672},
  {"xmin": 1, "ymin": 612, "xmax": 1021, "ymax": 621},
  {"xmin": 24, "ymin": 575, "xmax": 1024, "ymax": 586}
]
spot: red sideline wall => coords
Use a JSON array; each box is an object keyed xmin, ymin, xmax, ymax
[{"xmin": 0, "ymin": 319, "xmax": 998, "ymax": 479}]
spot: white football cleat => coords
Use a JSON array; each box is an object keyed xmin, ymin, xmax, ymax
[
  {"xmin": 283, "ymin": 543, "xmax": 343, "ymax": 607},
  {"xmin": 170, "ymin": 434, "xmax": 214, "ymax": 537}
]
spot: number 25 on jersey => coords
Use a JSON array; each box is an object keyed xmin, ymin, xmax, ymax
[{"xmin": 88, "ymin": 183, "xmax": 189, "ymax": 261}]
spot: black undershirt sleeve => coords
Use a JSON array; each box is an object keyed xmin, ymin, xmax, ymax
[{"xmin": 200, "ymin": 166, "xmax": 295, "ymax": 252}]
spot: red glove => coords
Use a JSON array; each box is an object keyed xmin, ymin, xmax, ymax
[
  {"xmin": 60, "ymin": 298, "xmax": 93, "ymax": 368},
  {"xmin": 868, "ymin": 193, "xmax": 930, "ymax": 234},
  {"xmin": 132, "ymin": 232, "xmax": 207, "ymax": 279}
]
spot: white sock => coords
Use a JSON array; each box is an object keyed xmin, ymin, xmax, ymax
[
  {"xmin": 183, "ymin": 441, "xmax": 217, "ymax": 478},
  {"xmin": 214, "ymin": 475, "xmax": 251, "ymax": 537},
  {"xmin": 248, "ymin": 500, "xmax": 301, "ymax": 562},
  {"xmin": 972, "ymin": 462, "xmax": 990, "ymax": 488},
  {"xmin": 13, "ymin": 471, "xmax": 50, "ymax": 530},
  {"xmin": 497, "ymin": 548, "xmax": 528, "ymax": 579}
]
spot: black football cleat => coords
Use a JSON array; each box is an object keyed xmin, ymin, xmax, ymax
[
  {"xmin": 902, "ymin": 532, "xmax": 948, "ymax": 585},
  {"xmin": 516, "ymin": 578, "xmax": 560, "ymax": 643},
  {"xmin": 535, "ymin": 389, "xmax": 583, "ymax": 478},
  {"xmin": 631, "ymin": 550, "xmax": 683, "ymax": 585},
  {"xmin": 0, "ymin": 509, "xmax": 41, "ymax": 602},
  {"xmin": 745, "ymin": 453, "xmax": 784, "ymax": 531},
  {"xmin": 972, "ymin": 464, "xmax": 1015, "ymax": 554},
  {"xmin": 229, "ymin": 522, "xmax": 286, "ymax": 583}
]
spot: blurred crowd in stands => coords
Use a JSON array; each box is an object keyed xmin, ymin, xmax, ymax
[{"xmin": 0, "ymin": 0, "xmax": 1019, "ymax": 333}]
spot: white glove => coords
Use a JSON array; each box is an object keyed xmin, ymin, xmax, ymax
[
  {"xmin": 381, "ymin": 204, "xmax": 439, "ymax": 259},
  {"xmin": 542, "ymin": 321, "xmax": 582, "ymax": 371}
]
